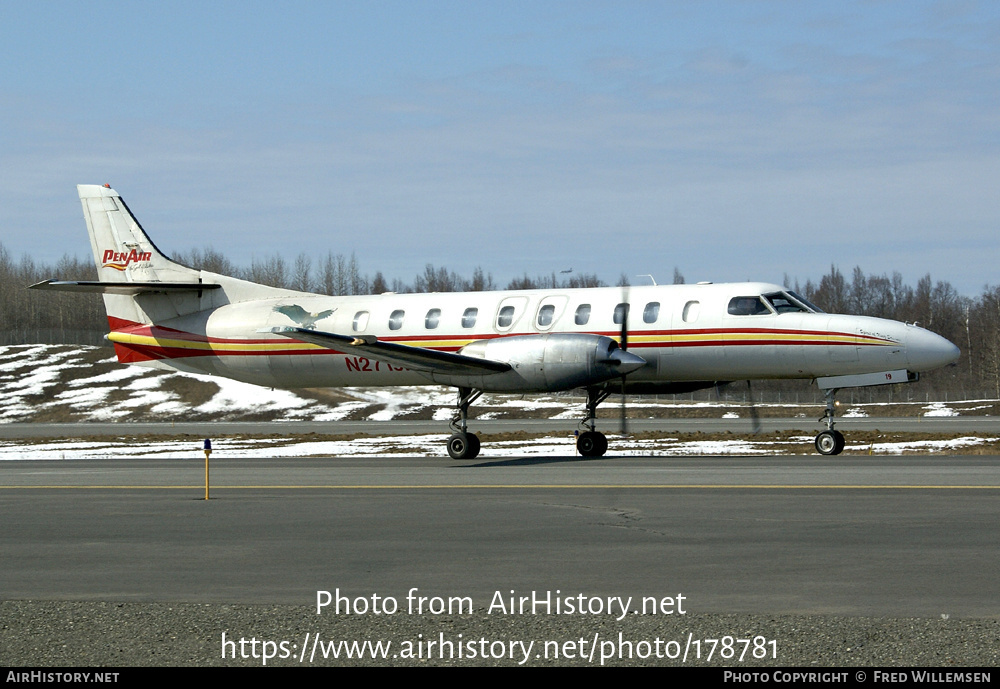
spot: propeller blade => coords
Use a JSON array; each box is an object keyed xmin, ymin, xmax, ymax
[
  {"xmin": 619, "ymin": 374, "xmax": 628, "ymax": 435},
  {"xmin": 619, "ymin": 284, "xmax": 630, "ymax": 435},
  {"xmin": 746, "ymin": 380, "xmax": 762, "ymax": 435}
]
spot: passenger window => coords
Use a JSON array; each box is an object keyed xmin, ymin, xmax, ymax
[
  {"xmin": 537, "ymin": 304, "xmax": 555, "ymax": 327},
  {"xmin": 497, "ymin": 305, "xmax": 515, "ymax": 328},
  {"xmin": 352, "ymin": 311, "xmax": 369, "ymax": 332},
  {"xmin": 425, "ymin": 308, "xmax": 441, "ymax": 329},
  {"xmin": 388, "ymin": 309, "xmax": 405, "ymax": 330},
  {"xmin": 643, "ymin": 302, "xmax": 660, "ymax": 324},
  {"xmin": 575, "ymin": 304, "xmax": 591, "ymax": 326},
  {"xmin": 613, "ymin": 303, "xmax": 629, "ymax": 325},
  {"xmin": 462, "ymin": 308, "xmax": 478, "ymax": 328},
  {"xmin": 727, "ymin": 297, "xmax": 771, "ymax": 316},
  {"xmin": 682, "ymin": 301, "xmax": 700, "ymax": 323}
]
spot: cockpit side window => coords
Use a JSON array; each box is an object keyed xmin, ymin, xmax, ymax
[{"xmin": 727, "ymin": 296, "xmax": 772, "ymax": 316}]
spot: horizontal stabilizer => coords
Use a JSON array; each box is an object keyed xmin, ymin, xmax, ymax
[
  {"xmin": 29, "ymin": 280, "xmax": 222, "ymax": 295},
  {"xmin": 264, "ymin": 326, "xmax": 512, "ymax": 375}
]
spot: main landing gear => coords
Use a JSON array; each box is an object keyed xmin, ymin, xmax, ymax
[
  {"xmin": 445, "ymin": 385, "xmax": 615, "ymax": 460},
  {"xmin": 577, "ymin": 387, "xmax": 611, "ymax": 458},
  {"xmin": 815, "ymin": 387, "xmax": 845, "ymax": 455},
  {"xmin": 447, "ymin": 387, "xmax": 482, "ymax": 460}
]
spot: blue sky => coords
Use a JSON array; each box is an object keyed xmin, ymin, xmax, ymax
[{"xmin": 2, "ymin": 1, "xmax": 997, "ymax": 294}]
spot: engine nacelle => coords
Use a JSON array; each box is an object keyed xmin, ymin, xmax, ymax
[{"xmin": 430, "ymin": 333, "xmax": 645, "ymax": 392}]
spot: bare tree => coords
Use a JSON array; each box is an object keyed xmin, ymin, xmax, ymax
[{"xmin": 291, "ymin": 253, "xmax": 313, "ymax": 292}]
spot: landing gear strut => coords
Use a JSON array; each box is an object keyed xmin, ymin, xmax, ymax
[
  {"xmin": 815, "ymin": 387, "xmax": 845, "ymax": 455},
  {"xmin": 447, "ymin": 387, "xmax": 482, "ymax": 460},
  {"xmin": 577, "ymin": 387, "xmax": 610, "ymax": 457}
]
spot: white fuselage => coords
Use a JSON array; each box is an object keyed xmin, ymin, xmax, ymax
[{"xmin": 109, "ymin": 280, "xmax": 959, "ymax": 393}]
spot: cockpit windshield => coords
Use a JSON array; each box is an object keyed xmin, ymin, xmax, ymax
[
  {"xmin": 762, "ymin": 291, "xmax": 824, "ymax": 314},
  {"xmin": 728, "ymin": 291, "xmax": 824, "ymax": 316}
]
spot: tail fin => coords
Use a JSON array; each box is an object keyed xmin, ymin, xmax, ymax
[
  {"xmin": 29, "ymin": 185, "xmax": 223, "ymax": 328},
  {"xmin": 33, "ymin": 185, "xmax": 293, "ymax": 331},
  {"xmin": 78, "ymin": 184, "xmax": 199, "ymax": 284}
]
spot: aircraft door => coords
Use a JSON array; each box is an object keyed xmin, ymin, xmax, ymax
[
  {"xmin": 534, "ymin": 295, "xmax": 569, "ymax": 331},
  {"xmin": 494, "ymin": 296, "xmax": 529, "ymax": 333},
  {"xmin": 639, "ymin": 298, "xmax": 673, "ymax": 376}
]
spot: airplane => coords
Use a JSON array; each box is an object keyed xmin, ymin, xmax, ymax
[{"xmin": 31, "ymin": 184, "xmax": 961, "ymax": 459}]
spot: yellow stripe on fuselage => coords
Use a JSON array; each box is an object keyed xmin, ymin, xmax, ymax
[
  {"xmin": 106, "ymin": 332, "xmax": 321, "ymax": 353},
  {"xmin": 107, "ymin": 329, "xmax": 892, "ymax": 356}
]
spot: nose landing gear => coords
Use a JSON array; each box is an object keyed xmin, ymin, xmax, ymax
[{"xmin": 815, "ymin": 388, "xmax": 845, "ymax": 455}]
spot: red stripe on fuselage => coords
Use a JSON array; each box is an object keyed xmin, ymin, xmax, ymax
[{"xmin": 104, "ymin": 322, "xmax": 886, "ymax": 364}]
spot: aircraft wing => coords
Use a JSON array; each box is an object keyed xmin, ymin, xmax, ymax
[{"xmin": 264, "ymin": 326, "xmax": 512, "ymax": 375}]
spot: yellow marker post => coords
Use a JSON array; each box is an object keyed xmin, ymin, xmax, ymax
[{"xmin": 203, "ymin": 438, "xmax": 212, "ymax": 500}]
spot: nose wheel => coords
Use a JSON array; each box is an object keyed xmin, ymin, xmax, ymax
[
  {"xmin": 815, "ymin": 429, "xmax": 845, "ymax": 455},
  {"xmin": 814, "ymin": 388, "xmax": 845, "ymax": 455}
]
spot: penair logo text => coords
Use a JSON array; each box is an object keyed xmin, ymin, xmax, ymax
[{"xmin": 102, "ymin": 248, "xmax": 152, "ymax": 271}]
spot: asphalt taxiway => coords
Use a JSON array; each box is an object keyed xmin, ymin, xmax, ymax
[
  {"xmin": 3, "ymin": 454, "xmax": 999, "ymax": 618},
  {"xmin": 3, "ymin": 416, "xmax": 1000, "ymax": 438}
]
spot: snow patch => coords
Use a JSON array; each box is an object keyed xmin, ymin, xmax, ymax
[{"xmin": 923, "ymin": 403, "xmax": 959, "ymax": 417}]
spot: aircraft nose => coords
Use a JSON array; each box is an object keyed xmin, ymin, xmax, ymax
[{"xmin": 906, "ymin": 326, "xmax": 961, "ymax": 371}]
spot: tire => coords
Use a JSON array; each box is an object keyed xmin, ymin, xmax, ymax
[
  {"xmin": 467, "ymin": 433, "xmax": 481, "ymax": 459},
  {"xmin": 595, "ymin": 432, "xmax": 608, "ymax": 456},
  {"xmin": 832, "ymin": 430, "xmax": 845, "ymax": 455},
  {"xmin": 447, "ymin": 433, "xmax": 480, "ymax": 460},
  {"xmin": 578, "ymin": 431, "xmax": 608, "ymax": 458},
  {"xmin": 815, "ymin": 430, "xmax": 844, "ymax": 456}
]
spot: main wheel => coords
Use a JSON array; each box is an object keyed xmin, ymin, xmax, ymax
[
  {"xmin": 832, "ymin": 429, "xmax": 845, "ymax": 454},
  {"xmin": 595, "ymin": 432, "xmax": 608, "ymax": 456},
  {"xmin": 467, "ymin": 432, "xmax": 481, "ymax": 458},
  {"xmin": 578, "ymin": 431, "xmax": 608, "ymax": 458},
  {"xmin": 815, "ymin": 430, "xmax": 845, "ymax": 456},
  {"xmin": 447, "ymin": 432, "xmax": 480, "ymax": 460}
]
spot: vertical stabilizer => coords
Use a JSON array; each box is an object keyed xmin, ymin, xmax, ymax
[
  {"xmin": 77, "ymin": 184, "xmax": 205, "ymax": 326},
  {"xmin": 35, "ymin": 185, "xmax": 297, "ymax": 332},
  {"xmin": 78, "ymin": 184, "xmax": 200, "ymax": 284}
]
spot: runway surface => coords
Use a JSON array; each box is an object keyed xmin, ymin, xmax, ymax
[
  {"xmin": 3, "ymin": 454, "xmax": 999, "ymax": 618},
  {"xmin": 3, "ymin": 416, "xmax": 1000, "ymax": 438}
]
